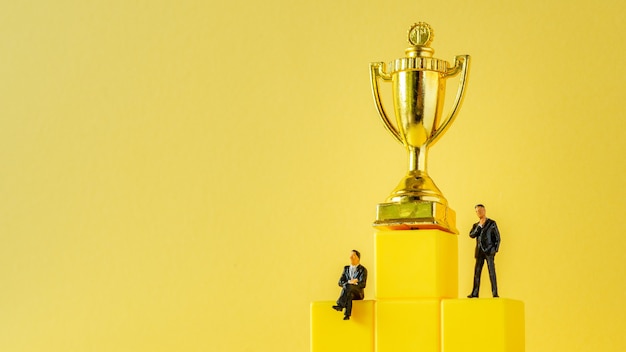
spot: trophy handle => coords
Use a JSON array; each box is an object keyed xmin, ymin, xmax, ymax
[
  {"xmin": 370, "ymin": 62, "xmax": 403, "ymax": 145},
  {"xmin": 428, "ymin": 55, "xmax": 471, "ymax": 147}
]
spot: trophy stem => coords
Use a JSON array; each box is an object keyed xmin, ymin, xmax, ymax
[
  {"xmin": 386, "ymin": 145, "xmax": 445, "ymax": 204},
  {"xmin": 408, "ymin": 146, "xmax": 427, "ymax": 173}
]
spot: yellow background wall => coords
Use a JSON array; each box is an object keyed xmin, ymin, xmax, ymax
[{"xmin": 1, "ymin": 0, "xmax": 625, "ymax": 351}]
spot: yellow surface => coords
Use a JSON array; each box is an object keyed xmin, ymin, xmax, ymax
[
  {"xmin": 1, "ymin": 1, "xmax": 626, "ymax": 351},
  {"xmin": 310, "ymin": 301, "xmax": 375, "ymax": 352},
  {"xmin": 375, "ymin": 229, "xmax": 458, "ymax": 299},
  {"xmin": 375, "ymin": 299, "xmax": 440, "ymax": 352},
  {"xmin": 441, "ymin": 298, "xmax": 525, "ymax": 352}
]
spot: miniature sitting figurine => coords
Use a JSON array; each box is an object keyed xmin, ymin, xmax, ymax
[
  {"xmin": 332, "ymin": 250, "xmax": 368, "ymax": 320},
  {"xmin": 468, "ymin": 204, "xmax": 501, "ymax": 298}
]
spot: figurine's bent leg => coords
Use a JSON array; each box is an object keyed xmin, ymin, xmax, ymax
[
  {"xmin": 345, "ymin": 294, "xmax": 353, "ymax": 317},
  {"xmin": 486, "ymin": 255, "xmax": 498, "ymax": 297},
  {"xmin": 343, "ymin": 285, "xmax": 364, "ymax": 318},
  {"xmin": 336, "ymin": 287, "xmax": 348, "ymax": 309}
]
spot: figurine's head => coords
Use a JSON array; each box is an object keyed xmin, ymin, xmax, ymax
[
  {"xmin": 350, "ymin": 250, "xmax": 361, "ymax": 265},
  {"xmin": 474, "ymin": 204, "xmax": 486, "ymax": 219}
]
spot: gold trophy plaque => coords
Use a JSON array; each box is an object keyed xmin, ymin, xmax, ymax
[{"xmin": 370, "ymin": 22, "xmax": 470, "ymax": 233}]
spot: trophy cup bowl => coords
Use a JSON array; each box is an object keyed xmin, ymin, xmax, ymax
[{"xmin": 370, "ymin": 22, "xmax": 470, "ymax": 233}]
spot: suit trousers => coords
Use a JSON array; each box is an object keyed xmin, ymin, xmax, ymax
[
  {"xmin": 336, "ymin": 284, "xmax": 364, "ymax": 317},
  {"xmin": 471, "ymin": 250, "xmax": 498, "ymax": 297}
]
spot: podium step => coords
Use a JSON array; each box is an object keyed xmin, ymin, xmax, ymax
[
  {"xmin": 441, "ymin": 298, "xmax": 525, "ymax": 352},
  {"xmin": 375, "ymin": 229, "xmax": 458, "ymax": 299},
  {"xmin": 376, "ymin": 299, "xmax": 440, "ymax": 352},
  {"xmin": 310, "ymin": 300, "xmax": 375, "ymax": 352}
]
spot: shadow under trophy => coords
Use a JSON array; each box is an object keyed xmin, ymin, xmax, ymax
[{"xmin": 370, "ymin": 22, "xmax": 470, "ymax": 233}]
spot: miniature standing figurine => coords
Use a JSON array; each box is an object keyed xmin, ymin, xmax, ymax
[
  {"xmin": 332, "ymin": 250, "xmax": 368, "ymax": 320},
  {"xmin": 467, "ymin": 204, "xmax": 501, "ymax": 298}
]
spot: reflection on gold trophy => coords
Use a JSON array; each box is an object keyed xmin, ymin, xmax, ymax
[{"xmin": 370, "ymin": 22, "xmax": 470, "ymax": 233}]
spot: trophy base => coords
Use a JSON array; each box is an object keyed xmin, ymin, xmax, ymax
[{"xmin": 373, "ymin": 201, "xmax": 458, "ymax": 234}]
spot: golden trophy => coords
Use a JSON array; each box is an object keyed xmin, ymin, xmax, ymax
[{"xmin": 370, "ymin": 22, "xmax": 470, "ymax": 233}]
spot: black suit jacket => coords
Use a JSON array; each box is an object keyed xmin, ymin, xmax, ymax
[
  {"xmin": 469, "ymin": 218, "xmax": 501, "ymax": 257},
  {"xmin": 338, "ymin": 264, "xmax": 368, "ymax": 292}
]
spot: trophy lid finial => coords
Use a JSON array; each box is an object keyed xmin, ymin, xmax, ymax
[
  {"xmin": 408, "ymin": 22, "xmax": 434, "ymax": 47},
  {"xmin": 406, "ymin": 22, "xmax": 435, "ymax": 57}
]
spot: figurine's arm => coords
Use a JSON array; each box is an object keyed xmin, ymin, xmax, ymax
[
  {"xmin": 338, "ymin": 267, "xmax": 348, "ymax": 287},
  {"xmin": 491, "ymin": 222, "xmax": 501, "ymax": 253},
  {"xmin": 356, "ymin": 268, "xmax": 368, "ymax": 289},
  {"xmin": 469, "ymin": 223, "xmax": 480, "ymax": 238}
]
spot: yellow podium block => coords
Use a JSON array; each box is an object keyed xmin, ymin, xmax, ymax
[
  {"xmin": 310, "ymin": 300, "xmax": 375, "ymax": 352},
  {"xmin": 375, "ymin": 229, "xmax": 458, "ymax": 299},
  {"xmin": 441, "ymin": 298, "xmax": 525, "ymax": 352},
  {"xmin": 375, "ymin": 299, "xmax": 441, "ymax": 352}
]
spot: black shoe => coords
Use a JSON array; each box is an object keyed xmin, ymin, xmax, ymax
[
  {"xmin": 467, "ymin": 294, "xmax": 478, "ymax": 298},
  {"xmin": 332, "ymin": 305, "xmax": 343, "ymax": 311},
  {"xmin": 493, "ymin": 295, "xmax": 499, "ymax": 298},
  {"xmin": 343, "ymin": 315, "xmax": 350, "ymax": 320}
]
